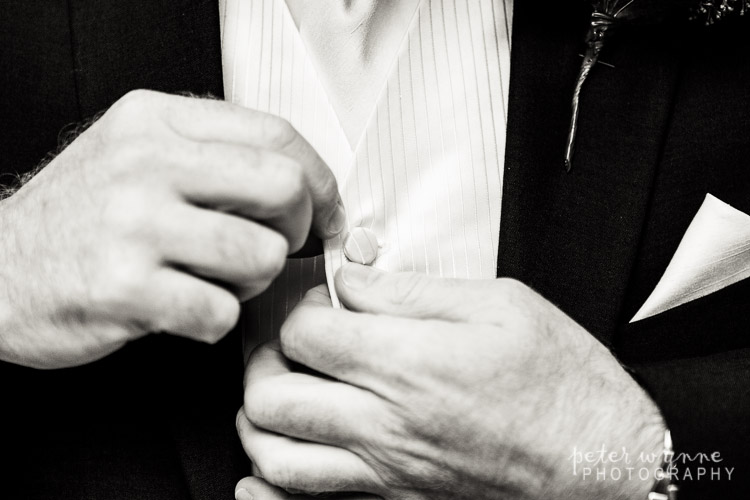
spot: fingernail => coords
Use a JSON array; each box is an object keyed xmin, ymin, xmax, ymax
[
  {"xmin": 235, "ymin": 488, "xmax": 253, "ymax": 500},
  {"xmin": 327, "ymin": 201, "xmax": 347, "ymax": 236},
  {"xmin": 341, "ymin": 263, "xmax": 377, "ymax": 290}
]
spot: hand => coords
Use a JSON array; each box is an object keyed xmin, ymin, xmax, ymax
[
  {"xmin": 0, "ymin": 90, "xmax": 344, "ymax": 369},
  {"xmin": 236, "ymin": 265, "xmax": 666, "ymax": 500}
]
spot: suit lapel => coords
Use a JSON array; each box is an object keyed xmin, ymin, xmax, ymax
[
  {"xmin": 498, "ymin": 0, "xmax": 682, "ymax": 345},
  {"xmin": 68, "ymin": 0, "xmax": 224, "ymax": 117}
]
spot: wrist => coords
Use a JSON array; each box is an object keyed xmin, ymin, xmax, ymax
[
  {"xmin": 548, "ymin": 361, "xmax": 668, "ymax": 500},
  {"xmin": 614, "ymin": 417, "xmax": 668, "ymax": 500},
  {"xmin": 0, "ymin": 197, "xmax": 33, "ymax": 366},
  {"xmin": 556, "ymin": 419, "xmax": 666, "ymax": 500},
  {"xmin": 0, "ymin": 199, "xmax": 16, "ymax": 361}
]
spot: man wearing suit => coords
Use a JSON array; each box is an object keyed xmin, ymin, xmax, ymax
[{"xmin": 0, "ymin": 1, "xmax": 748, "ymax": 500}]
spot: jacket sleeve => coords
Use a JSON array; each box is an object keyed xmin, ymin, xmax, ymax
[{"xmin": 628, "ymin": 348, "xmax": 750, "ymax": 499}]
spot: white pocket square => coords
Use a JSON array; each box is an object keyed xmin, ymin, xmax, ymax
[{"xmin": 631, "ymin": 194, "xmax": 750, "ymax": 323}]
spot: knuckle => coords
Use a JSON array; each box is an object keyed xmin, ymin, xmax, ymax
[
  {"xmin": 252, "ymin": 231, "xmax": 289, "ymax": 281},
  {"xmin": 104, "ymin": 90, "xmax": 170, "ymax": 141},
  {"xmin": 494, "ymin": 277, "xmax": 534, "ymax": 305},
  {"xmin": 243, "ymin": 380, "xmax": 275, "ymax": 426},
  {"xmin": 309, "ymin": 165, "xmax": 339, "ymax": 203},
  {"xmin": 495, "ymin": 277, "xmax": 523, "ymax": 292},
  {"xmin": 275, "ymin": 159, "xmax": 306, "ymax": 205},
  {"xmin": 202, "ymin": 294, "xmax": 241, "ymax": 343},
  {"xmin": 91, "ymin": 262, "xmax": 149, "ymax": 313},
  {"xmin": 260, "ymin": 114, "xmax": 298, "ymax": 150},
  {"xmin": 247, "ymin": 154, "xmax": 307, "ymax": 217},
  {"xmin": 236, "ymin": 283, "xmax": 269, "ymax": 303},
  {"xmin": 117, "ymin": 89, "xmax": 159, "ymax": 111},
  {"xmin": 108, "ymin": 138, "xmax": 161, "ymax": 174},
  {"xmin": 109, "ymin": 90, "xmax": 156, "ymax": 123},
  {"xmin": 211, "ymin": 224, "xmax": 252, "ymax": 269},
  {"xmin": 121, "ymin": 88, "xmax": 155, "ymax": 104},
  {"xmin": 279, "ymin": 307, "xmax": 306, "ymax": 359},
  {"xmin": 258, "ymin": 452, "xmax": 294, "ymax": 490},
  {"xmin": 104, "ymin": 185, "xmax": 158, "ymax": 238},
  {"xmin": 258, "ymin": 155, "xmax": 306, "ymax": 211},
  {"xmin": 237, "ymin": 147, "xmax": 264, "ymax": 171},
  {"xmin": 248, "ymin": 340, "xmax": 280, "ymax": 366},
  {"xmin": 281, "ymin": 307, "xmax": 355, "ymax": 369}
]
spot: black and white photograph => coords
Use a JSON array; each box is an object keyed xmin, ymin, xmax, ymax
[{"xmin": 1, "ymin": 0, "xmax": 748, "ymax": 499}]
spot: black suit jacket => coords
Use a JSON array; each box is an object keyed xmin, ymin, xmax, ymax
[{"xmin": 1, "ymin": 1, "xmax": 748, "ymax": 499}]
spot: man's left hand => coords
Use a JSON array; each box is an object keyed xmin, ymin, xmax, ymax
[{"xmin": 236, "ymin": 264, "xmax": 666, "ymax": 500}]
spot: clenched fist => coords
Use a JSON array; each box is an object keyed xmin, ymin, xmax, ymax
[{"xmin": 0, "ymin": 90, "xmax": 344, "ymax": 369}]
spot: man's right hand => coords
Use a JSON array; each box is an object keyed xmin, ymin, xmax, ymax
[{"xmin": 0, "ymin": 90, "xmax": 344, "ymax": 369}]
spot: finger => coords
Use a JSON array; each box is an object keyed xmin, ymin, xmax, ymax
[
  {"xmin": 236, "ymin": 409, "xmax": 382, "ymax": 494},
  {"xmin": 280, "ymin": 288, "xmax": 415, "ymax": 385},
  {"xmin": 243, "ymin": 284, "xmax": 334, "ymax": 384},
  {"xmin": 141, "ymin": 268, "xmax": 240, "ymax": 343},
  {"xmin": 288, "ymin": 233, "xmax": 324, "ymax": 259},
  {"xmin": 244, "ymin": 308, "xmax": 329, "ymax": 382},
  {"xmin": 167, "ymin": 143, "xmax": 313, "ymax": 252},
  {"xmin": 244, "ymin": 340, "xmax": 295, "ymax": 391},
  {"xmin": 161, "ymin": 95, "xmax": 346, "ymax": 239},
  {"xmin": 157, "ymin": 205, "xmax": 289, "ymax": 300},
  {"xmin": 298, "ymin": 284, "xmax": 333, "ymax": 307},
  {"xmin": 236, "ymin": 477, "xmax": 381, "ymax": 500},
  {"xmin": 335, "ymin": 263, "xmax": 508, "ymax": 323},
  {"xmin": 245, "ymin": 367, "xmax": 382, "ymax": 449}
]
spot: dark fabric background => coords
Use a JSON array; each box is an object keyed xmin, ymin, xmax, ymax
[
  {"xmin": 499, "ymin": 4, "xmax": 750, "ymax": 497},
  {"xmin": 1, "ymin": 0, "xmax": 748, "ymax": 499},
  {"xmin": 1, "ymin": 1, "xmax": 251, "ymax": 499}
]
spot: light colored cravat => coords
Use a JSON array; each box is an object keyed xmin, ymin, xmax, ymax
[{"xmin": 219, "ymin": 0, "xmax": 513, "ymax": 348}]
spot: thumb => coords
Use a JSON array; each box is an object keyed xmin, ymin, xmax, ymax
[
  {"xmin": 235, "ymin": 477, "xmax": 380, "ymax": 500},
  {"xmin": 334, "ymin": 263, "xmax": 506, "ymax": 322},
  {"xmin": 273, "ymin": 123, "xmax": 347, "ymax": 241},
  {"xmin": 235, "ymin": 476, "xmax": 289, "ymax": 499}
]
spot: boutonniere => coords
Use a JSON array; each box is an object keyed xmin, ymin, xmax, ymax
[{"xmin": 564, "ymin": 0, "xmax": 749, "ymax": 171}]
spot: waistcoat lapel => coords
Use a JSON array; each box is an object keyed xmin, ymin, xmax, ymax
[
  {"xmin": 498, "ymin": 0, "xmax": 682, "ymax": 345},
  {"xmin": 68, "ymin": 0, "xmax": 224, "ymax": 117}
]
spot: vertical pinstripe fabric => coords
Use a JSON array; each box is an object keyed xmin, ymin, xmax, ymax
[{"xmin": 219, "ymin": 0, "xmax": 513, "ymax": 353}]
